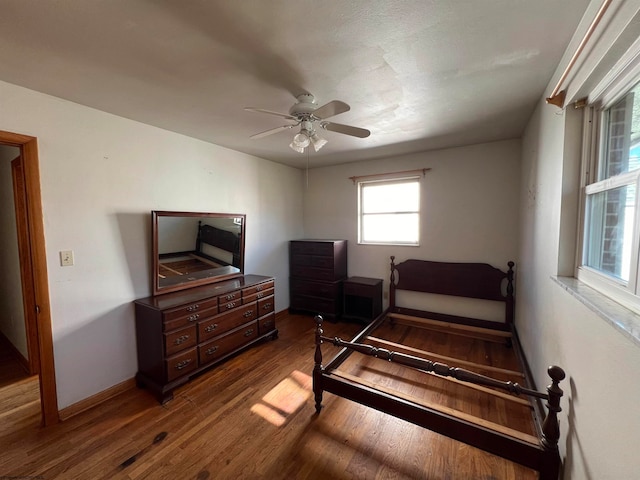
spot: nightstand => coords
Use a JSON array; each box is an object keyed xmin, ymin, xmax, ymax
[{"xmin": 343, "ymin": 277, "xmax": 383, "ymax": 322}]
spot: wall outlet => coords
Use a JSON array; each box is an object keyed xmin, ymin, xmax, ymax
[{"xmin": 60, "ymin": 250, "xmax": 74, "ymax": 266}]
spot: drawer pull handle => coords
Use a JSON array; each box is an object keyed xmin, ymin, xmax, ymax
[
  {"xmin": 175, "ymin": 334, "xmax": 190, "ymax": 345},
  {"xmin": 205, "ymin": 323, "xmax": 218, "ymax": 333},
  {"xmin": 226, "ymin": 302, "xmax": 236, "ymax": 309},
  {"xmin": 188, "ymin": 314, "xmax": 199, "ymax": 322},
  {"xmin": 186, "ymin": 304, "xmax": 200, "ymax": 312},
  {"xmin": 206, "ymin": 346, "xmax": 219, "ymax": 355},
  {"xmin": 244, "ymin": 328, "xmax": 254, "ymax": 337},
  {"xmin": 262, "ymin": 303, "xmax": 272, "ymax": 309},
  {"xmin": 243, "ymin": 310, "xmax": 254, "ymax": 318},
  {"xmin": 256, "ymin": 285, "xmax": 263, "ymax": 291},
  {"xmin": 176, "ymin": 359, "xmax": 192, "ymax": 370},
  {"xmin": 225, "ymin": 294, "xmax": 236, "ymax": 300},
  {"xmin": 257, "ymin": 293, "xmax": 264, "ymax": 298}
]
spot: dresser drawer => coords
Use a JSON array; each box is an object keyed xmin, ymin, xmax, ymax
[
  {"xmin": 218, "ymin": 299, "xmax": 242, "ymax": 312},
  {"xmin": 258, "ymin": 312, "xmax": 276, "ymax": 335},
  {"xmin": 163, "ymin": 305, "xmax": 218, "ymax": 332},
  {"xmin": 164, "ymin": 325, "xmax": 197, "ymax": 357},
  {"xmin": 198, "ymin": 321, "xmax": 259, "ymax": 365},
  {"xmin": 165, "ymin": 347, "xmax": 198, "ymax": 382},
  {"xmin": 242, "ymin": 279, "xmax": 275, "ymax": 297},
  {"xmin": 291, "ymin": 279, "xmax": 339, "ymax": 298},
  {"xmin": 197, "ymin": 303, "xmax": 257, "ymax": 342},
  {"xmin": 257, "ymin": 295, "xmax": 275, "ymax": 316},
  {"xmin": 217, "ymin": 289, "xmax": 241, "ymax": 305},
  {"xmin": 163, "ymin": 299, "xmax": 218, "ymax": 331},
  {"xmin": 242, "ymin": 288, "xmax": 274, "ymax": 304}
]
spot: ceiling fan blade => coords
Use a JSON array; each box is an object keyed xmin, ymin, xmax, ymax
[
  {"xmin": 321, "ymin": 121, "xmax": 370, "ymax": 138},
  {"xmin": 244, "ymin": 107, "xmax": 297, "ymax": 121},
  {"xmin": 312, "ymin": 100, "xmax": 350, "ymax": 120},
  {"xmin": 250, "ymin": 124, "xmax": 296, "ymax": 139}
]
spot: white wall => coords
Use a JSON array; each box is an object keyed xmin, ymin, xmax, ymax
[
  {"xmin": 0, "ymin": 144, "xmax": 27, "ymax": 358},
  {"xmin": 518, "ymin": 93, "xmax": 640, "ymax": 480},
  {"xmin": 304, "ymin": 140, "xmax": 521, "ymax": 315},
  {"xmin": 516, "ymin": 1, "xmax": 640, "ymax": 477},
  {"xmin": 0, "ymin": 80, "xmax": 303, "ymax": 409}
]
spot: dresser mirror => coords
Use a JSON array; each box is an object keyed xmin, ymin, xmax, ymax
[{"xmin": 152, "ymin": 211, "xmax": 245, "ymax": 295}]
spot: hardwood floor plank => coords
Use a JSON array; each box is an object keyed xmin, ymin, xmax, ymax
[{"xmin": 0, "ymin": 313, "xmax": 539, "ymax": 479}]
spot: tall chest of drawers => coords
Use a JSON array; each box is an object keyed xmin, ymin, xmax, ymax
[
  {"xmin": 134, "ymin": 274, "xmax": 276, "ymax": 404},
  {"xmin": 289, "ymin": 239, "xmax": 347, "ymax": 320}
]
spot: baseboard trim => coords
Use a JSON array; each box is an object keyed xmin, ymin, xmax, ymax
[
  {"xmin": 275, "ymin": 309, "xmax": 288, "ymax": 321},
  {"xmin": 59, "ymin": 378, "xmax": 136, "ymax": 421}
]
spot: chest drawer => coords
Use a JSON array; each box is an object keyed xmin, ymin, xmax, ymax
[
  {"xmin": 166, "ymin": 347, "xmax": 198, "ymax": 382},
  {"xmin": 291, "ymin": 265, "xmax": 336, "ymax": 281},
  {"xmin": 291, "ymin": 279, "xmax": 340, "ymax": 298},
  {"xmin": 198, "ymin": 321, "xmax": 258, "ymax": 365},
  {"xmin": 164, "ymin": 325, "xmax": 197, "ymax": 357},
  {"xmin": 163, "ymin": 305, "xmax": 218, "ymax": 332},
  {"xmin": 291, "ymin": 241, "xmax": 335, "ymax": 256},
  {"xmin": 198, "ymin": 303, "xmax": 257, "ymax": 342}
]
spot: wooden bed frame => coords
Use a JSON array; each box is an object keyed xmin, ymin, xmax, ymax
[{"xmin": 313, "ymin": 256, "xmax": 565, "ymax": 479}]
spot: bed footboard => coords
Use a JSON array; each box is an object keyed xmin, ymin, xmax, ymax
[{"xmin": 313, "ymin": 314, "xmax": 565, "ymax": 479}]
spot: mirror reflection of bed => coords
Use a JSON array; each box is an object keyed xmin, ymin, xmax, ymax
[
  {"xmin": 158, "ymin": 253, "xmax": 225, "ymax": 279},
  {"xmin": 157, "ymin": 215, "xmax": 244, "ymax": 290}
]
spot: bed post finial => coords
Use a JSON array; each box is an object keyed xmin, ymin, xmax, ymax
[
  {"xmin": 389, "ymin": 256, "xmax": 397, "ymax": 315},
  {"xmin": 540, "ymin": 365, "xmax": 564, "ymax": 479},
  {"xmin": 506, "ymin": 261, "xmax": 515, "ymax": 327},
  {"xmin": 313, "ymin": 315, "xmax": 325, "ymax": 413}
]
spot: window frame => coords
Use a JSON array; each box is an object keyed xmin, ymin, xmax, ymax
[
  {"xmin": 577, "ymin": 67, "xmax": 640, "ymax": 314},
  {"xmin": 357, "ymin": 175, "xmax": 421, "ymax": 246}
]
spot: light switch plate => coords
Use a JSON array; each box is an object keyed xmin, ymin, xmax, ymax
[{"xmin": 60, "ymin": 250, "xmax": 74, "ymax": 266}]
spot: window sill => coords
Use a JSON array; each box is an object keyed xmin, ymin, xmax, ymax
[{"xmin": 553, "ymin": 276, "xmax": 640, "ymax": 347}]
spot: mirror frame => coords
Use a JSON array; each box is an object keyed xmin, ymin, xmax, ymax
[{"xmin": 152, "ymin": 210, "xmax": 246, "ymax": 295}]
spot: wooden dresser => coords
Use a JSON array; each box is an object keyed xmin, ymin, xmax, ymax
[
  {"xmin": 289, "ymin": 239, "xmax": 347, "ymax": 320},
  {"xmin": 134, "ymin": 274, "xmax": 276, "ymax": 403}
]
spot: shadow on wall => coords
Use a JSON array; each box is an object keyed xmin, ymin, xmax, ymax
[
  {"xmin": 54, "ymin": 302, "xmax": 138, "ymax": 410},
  {"xmin": 563, "ymin": 376, "xmax": 593, "ymax": 480},
  {"xmin": 114, "ymin": 212, "xmax": 151, "ymax": 298}
]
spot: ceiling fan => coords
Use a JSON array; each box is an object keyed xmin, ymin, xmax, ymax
[{"xmin": 245, "ymin": 94, "xmax": 370, "ymax": 153}]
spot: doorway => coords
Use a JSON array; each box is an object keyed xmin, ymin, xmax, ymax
[{"xmin": 0, "ymin": 130, "xmax": 58, "ymax": 426}]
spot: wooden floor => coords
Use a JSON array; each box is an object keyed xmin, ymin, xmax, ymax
[{"xmin": 0, "ymin": 313, "xmax": 538, "ymax": 479}]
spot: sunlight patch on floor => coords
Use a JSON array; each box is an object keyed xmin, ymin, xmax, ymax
[{"xmin": 250, "ymin": 370, "xmax": 312, "ymax": 426}]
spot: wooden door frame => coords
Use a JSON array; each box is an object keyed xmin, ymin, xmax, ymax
[
  {"xmin": 1, "ymin": 130, "xmax": 59, "ymax": 426},
  {"xmin": 12, "ymin": 155, "xmax": 41, "ymax": 375}
]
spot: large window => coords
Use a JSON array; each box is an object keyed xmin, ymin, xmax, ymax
[
  {"xmin": 579, "ymin": 79, "xmax": 640, "ymax": 306},
  {"xmin": 357, "ymin": 176, "xmax": 420, "ymax": 245}
]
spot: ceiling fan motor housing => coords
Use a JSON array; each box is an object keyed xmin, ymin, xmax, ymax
[{"xmin": 289, "ymin": 94, "xmax": 318, "ymax": 117}]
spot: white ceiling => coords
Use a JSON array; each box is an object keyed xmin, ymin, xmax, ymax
[{"xmin": 0, "ymin": 0, "xmax": 590, "ymax": 168}]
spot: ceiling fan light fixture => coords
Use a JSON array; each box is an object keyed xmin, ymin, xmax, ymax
[
  {"xmin": 289, "ymin": 141, "xmax": 305, "ymax": 153},
  {"xmin": 310, "ymin": 132, "xmax": 327, "ymax": 152},
  {"xmin": 292, "ymin": 132, "xmax": 310, "ymax": 148}
]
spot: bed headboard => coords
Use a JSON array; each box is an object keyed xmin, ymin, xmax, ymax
[
  {"xmin": 197, "ymin": 222, "xmax": 239, "ymax": 253},
  {"xmin": 389, "ymin": 256, "xmax": 515, "ymax": 325},
  {"xmin": 196, "ymin": 221, "xmax": 241, "ymax": 266}
]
